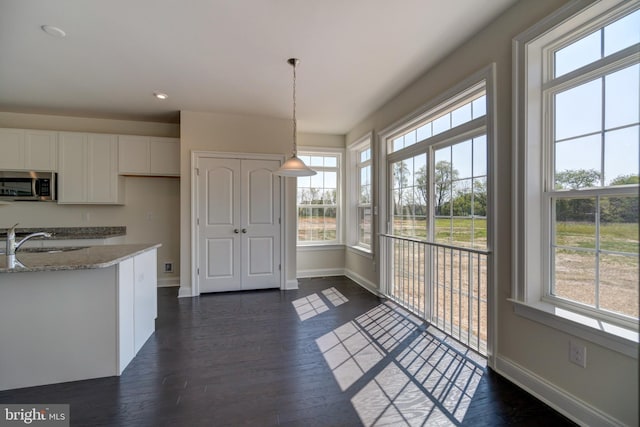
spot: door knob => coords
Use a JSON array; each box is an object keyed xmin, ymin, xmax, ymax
[
  {"xmin": 234, "ymin": 229, "xmax": 239, "ymax": 234},
  {"xmin": 242, "ymin": 228, "xmax": 247, "ymax": 234}
]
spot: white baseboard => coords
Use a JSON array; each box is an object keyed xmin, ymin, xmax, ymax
[
  {"xmin": 177, "ymin": 286, "xmax": 193, "ymax": 298},
  {"xmin": 283, "ymin": 279, "xmax": 299, "ymax": 290},
  {"xmin": 157, "ymin": 278, "xmax": 180, "ymax": 288},
  {"xmin": 297, "ymin": 268, "xmax": 345, "ymax": 278},
  {"xmin": 295, "ymin": 267, "xmax": 382, "ymax": 298},
  {"xmin": 494, "ymin": 356, "xmax": 625, "ymax": 427},
  {"xmin": 344, "ymin": 269, "xmax": 383, "ymax": 297}
]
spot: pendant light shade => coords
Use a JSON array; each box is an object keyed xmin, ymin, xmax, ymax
[{"xmin": 274, "ymin": 58, "xmax": 316, "ymax": 177}]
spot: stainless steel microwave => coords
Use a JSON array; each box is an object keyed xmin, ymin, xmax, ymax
[{"xmin": 0, "ymin": 171, "xmax": 56, "ymax": 201}]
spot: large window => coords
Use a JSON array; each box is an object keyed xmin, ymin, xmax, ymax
[
  {"xmin": 348, "ymin": 135, "xmax": 373, "ymax": 251},
  {"xmin": 514, "ymin": 1, "xmax": 639, "ymax": 337},
  {"xmin": 297, "ymin": 152, "xmax": 341, "ymax": 244},
  {"xmin": 379, "ymin": 68, "xmax": 494, "ymax": 356}
]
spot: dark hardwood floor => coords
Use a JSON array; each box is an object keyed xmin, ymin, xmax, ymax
[{"xmin": 0, "ymin": 276, "xmax": 576, "ymax": 426}]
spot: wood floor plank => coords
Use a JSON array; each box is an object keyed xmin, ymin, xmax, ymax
[{"xmin": 0, "ymin": 277, "xmax": 576, "ymax": 426}]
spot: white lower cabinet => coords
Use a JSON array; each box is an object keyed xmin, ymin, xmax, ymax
[
  {"xmin": 117, "ymin": 249, "xmax": 158, "ymax": 373},
  {"xmin": 117, "ymin": 258, "xmax": 136, "ymax": 373},
  {"xmin": 58, "ymin": 132, "xmax": 124, "ymax": 204},
  {"xmin": 133, "ymin": 248, "xmax": 157, "ymax": 353}
]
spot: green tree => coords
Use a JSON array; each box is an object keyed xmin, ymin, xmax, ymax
[
  {"xmin": 415, "ymin": 165, "xmax": 428, "ymax": 215},
  {"xmin": 393, "ymin": 161, "xmax": 409, "ymax": 215},
  {"xmin": 435, "ymin": 161, "xmax": 458, "ymax": 215},
  {"xmin": 601, "ymin": 174, "xmax": 639, "ymax": 223},
  {"xmin": 448, "ymin": 180, "xmax": 487, "ymax": 217},
  {"xmin": 609, "ymin": 174, "xmax": 639, "ymax": 186},
  {"xmin": 555, "ymin": 169, "xmax": 600, "ymax": 189},
  {"xmin": 555, "ymin": 169, "xmax": 600, "ymax": 221}
]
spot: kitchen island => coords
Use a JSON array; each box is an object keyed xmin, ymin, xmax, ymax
[{"xmin": 0, "ymin": 244, "xmax": 160, "ymax": 391}]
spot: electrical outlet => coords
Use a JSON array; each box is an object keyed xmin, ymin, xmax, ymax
[
  {"xmin": 569, "ymin": 340, "xmax": 587, "ymax": 368},
  {"xmin": 163, "ymin": 262, "xmax": 173, "ymax": 273}
]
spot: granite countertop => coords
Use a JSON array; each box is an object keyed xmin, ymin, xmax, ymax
[
  {"xmin": 0, "ymin": 243, "xmax": 161, "ymax": 273},
  {"xmin": 0, "ymin": 226, "xmax": 126, "ymax": 240}
]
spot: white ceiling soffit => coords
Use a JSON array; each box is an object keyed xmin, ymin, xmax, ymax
[{"xmin": 0, "ymin": 0, "xmax": 517, "ymax": 134}]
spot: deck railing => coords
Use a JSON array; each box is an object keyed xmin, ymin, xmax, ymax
[{"xmin": 380, "ymin": 234, "xmax": 490, "ymax": 355}]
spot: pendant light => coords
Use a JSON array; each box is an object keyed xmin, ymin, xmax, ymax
[{"xmin": 273, "ymin": 58, "xmax": 317, "ymax": 177}]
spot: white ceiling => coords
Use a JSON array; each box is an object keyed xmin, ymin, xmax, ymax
[{"xmin": 0, "ymin": 0, "xmax": 518, "ymax": 134}]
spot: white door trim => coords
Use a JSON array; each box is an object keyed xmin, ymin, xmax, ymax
[{"xmin": 191, "ymin": 150, "xmax": 286, "ymax": 296}]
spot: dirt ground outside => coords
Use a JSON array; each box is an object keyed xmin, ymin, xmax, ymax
[{"xmin": 386, "ymin": 239, "xmax": 488, "ymax": 354}]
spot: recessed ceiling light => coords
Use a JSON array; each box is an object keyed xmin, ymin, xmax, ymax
[
  {"xmin": 41, "ymin": 25, "xmax": 66, "ymax": 38},
  {"xmin": 154, "ymin": 92, "xmax": 168, "ymax": 100}
]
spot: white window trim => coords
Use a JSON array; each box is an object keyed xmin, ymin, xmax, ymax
[
  {"xmin": 347, "ymin": 132, "xmax": 374, "ymax": 254},
  {"xmin": 297, "ymin": 244, "xmax": 345, "ymax": 252},
  {"xmin": 512, "ymin": 0, "xmax": 639, "ymax": 358},
  {"xmin": 296, "ymin": 147, "xmax": 344, "ymax": 246}
]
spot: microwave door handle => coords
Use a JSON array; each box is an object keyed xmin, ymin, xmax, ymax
[{"xmin": 33, "ymin": 179, "xmax": 38, "ymax": 197}]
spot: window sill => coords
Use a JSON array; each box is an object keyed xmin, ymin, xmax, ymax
[
  {"xmin": 297, "ymin": 244, "xmax": 345, "ymax": 252},
  {"xmin": 509, "ymin": 299, "xmax": 639, "ymax": 359},
  {"xmin": 346, "ymin": 245, "xmax": 374, "ymax": 259}
]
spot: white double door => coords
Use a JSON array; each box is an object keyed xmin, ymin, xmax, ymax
[{"xmin": 196, "ymin": 157, "xmax": 281, "ymax": 293}]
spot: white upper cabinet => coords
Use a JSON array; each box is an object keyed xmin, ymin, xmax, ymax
[
  {"xmin": 118, "ymin": 136, "xmax": 179, "ymax": 176},
  {"xmin": 0, "ymin": 128, "xmax": 57, "ymax": 171},
  {"xmin": 118, "ymin": 135, "xmax": 149, "ymax": 175},
  {"xmin": 58, "ymin": 132, "xmax": 124, "ymax": 204},
  {"xmin": 25, "ymin": 130, "xmax": 57, "ymax": 171},
  {"xmin": 149, "ymin": 137, "xmax": 180, "ymax": 176}
]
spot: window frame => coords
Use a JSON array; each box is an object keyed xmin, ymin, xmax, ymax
[
  {"xmin": 296, "ymin": 148, "xmax": 343, "ymax": 246},
  {"xmin": 377, "ymin": 64, "xmax": 497, "ymax": 362},
  {"xmin": 348, "ymin": 133, "xmax": 374, "ymax": 254},
  {"xmin": 512, "ymin": 0, "xmax": 639, "ymax": 357}
]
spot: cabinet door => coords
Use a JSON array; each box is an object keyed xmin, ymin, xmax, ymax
[
  {"xmin": 87, "ymin": 134, "xmax": 118, "ymax": 203},
  {"xmin": 25, "ymin": 130, "xmax": 57, "ymax": 171},
  {"xmin": 58, "ymin": 132, "xmax": 87, "ymax": 203},
  {"xmin": 118, "ymin": 135, "xmax": 149, "ymax": 174},
  {"xmin": 117, "ymin": 258, "xmax": 136, "ymax": 374},
  {"xmin": 149, "ymin": 137, "xmax": 179, "ymax": 176},
  {"xmin": 0, "ymin": 128, "xmax": 25, "ymax": 170},
  {"xmin": 133, "ymin": 249, "xmax": 157, "ymax": 353}
]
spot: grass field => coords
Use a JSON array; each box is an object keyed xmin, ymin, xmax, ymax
[{"xmin": 393, "ymin": 217, "xmax": 487, "ymax": 249}]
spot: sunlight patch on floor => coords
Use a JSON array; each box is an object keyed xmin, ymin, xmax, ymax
[
  {"xmin": 322, "ymin": 287, "xmax": 349, "ymax": 306},
  {"xmin": 316, "ymin": 320, "xmax": 385, "ymax": 391},
  {"xmin": 292, "ymin": 287, "xmax": 349, "ymax": 321},
  {"xmin": 316, "ymin": 301, "xmax": 485, "ymax": 426},
  {"xmin": 292, "ymin": 294, "xmax": 329, "ymax": 321}
]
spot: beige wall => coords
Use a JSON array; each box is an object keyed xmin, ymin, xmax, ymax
[
  {"xmin": 0, "ymin": 113, "xmax": 180, "ymax": 285},
  {"xmin": 298, "ymin": 132, "xmax": 345, "ymax": 149},
  {"xmin": 297, "ymin": 247, "xmax": 345, "ymax": 277},
  {"xmin": 343, "ymin": 0, "xmax": 637, "ymax": 425},
  {"xmin": 179, "ymin": 110, "xmax": 297, "ymax": 295}
]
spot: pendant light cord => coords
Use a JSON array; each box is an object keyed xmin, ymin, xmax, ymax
[{"xmin": 292, "ymin": 60, "xmax": 298, "ymax": 157}]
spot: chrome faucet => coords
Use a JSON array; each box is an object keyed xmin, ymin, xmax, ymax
[{"xmin": 5, "ymin": 223, "xmax": 52, "ymax": 256}]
